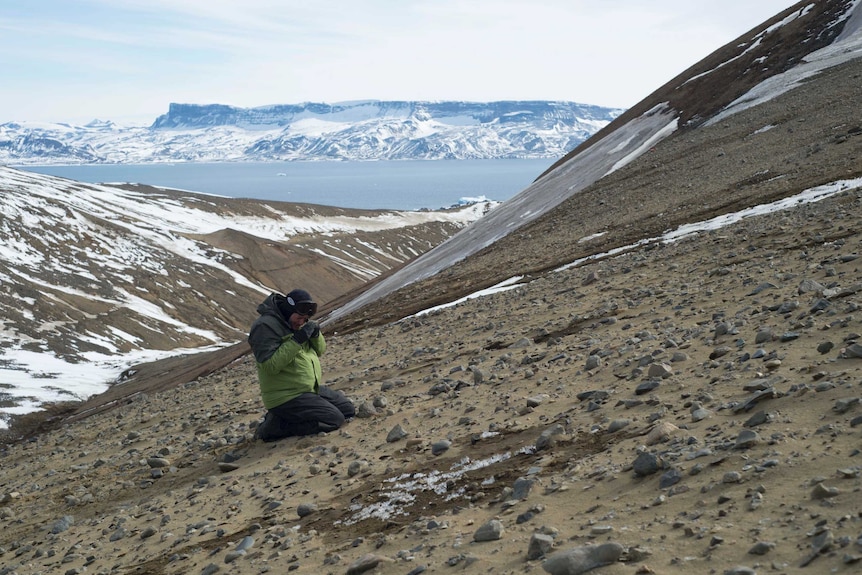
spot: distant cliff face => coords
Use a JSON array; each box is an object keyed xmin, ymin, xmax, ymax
[
  {"xmin": 0, "ymin": 100, "xmax": 623, "ymax": 165},
  {"xmin": 150, "ymin": 100, "xmax": 618, "ymax": 129}
]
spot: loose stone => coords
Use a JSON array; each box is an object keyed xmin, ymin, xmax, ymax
[
  {"xmin": 810, "ymin": 483, "xmax": 840, "ymax": 499},
  {"xmin": 635, "ymin": 379, "xmax": 661, "ymax": 395},
  {"xmin": 734, "ymin": 430, "xmax": 760, "ymax": 449},
  {"xmin": 710, "ymin": 346, "xmax": 731, "ymax": 359},
  {"xmin": 346, "ymin": 553, "xmax": 394, "ymax": 575},
  {"xmin": 841, "ymin": 343, "xmax": 862, "ymax": 358},
  {"xmin": 659, "ymin": 468, "xmax": 682, "ymax": 489},
  {"xmin": 748, "ymin": 541, "xmax": 775, "ymax": 555},
  {"xmin": 528, "ymin": 533, "xmax": 555, "ymax": 561},
  {"xmin": 386, "ymin": 424, "xmax": 409, "ymax": 443},
  {"xmin": 633, "ymin": 452, "xmax": 662, "ymax": 477},
  {"xmin": 348, "ymin": 460, "xmax": 369, "ymax": 476},
  {"xmin": 542, "ymin": 542, "xmax": 624, "ymax": 575},
  {"xmin": 744, "ymin": 411, "xmax": 772, "ymax": 427},
  {"xmin": 473, "ymin": 519, "xmax": 504, "ymax": 542},
  {"xmin": 356, "ymin": 401, "xmax": 378, "ymax": 418},
  {"xmin": 511, "ymin": 477, "xmax": 535, "ymax": 501},
  {"xmin": 723, "ymin": 567, "xmax": 756, "ymax": 575},
  {"xmin": 645, "ymin": 421, "xmax": 679, "ymax": 445},
  {"xmin": 692, "ymin": 407, "xmax": 712, "ymax": 422},
  {"xmin": 647, "ymin": 363, "xmax": 673, "ymax": 378},
  {"xmin": 817, "ymin": 341, "xmax": 835, "ymax": 354},
  {"xmin": 50, "ymin": 515, "xmax": 74, "ymax": 534},
  {"xmin": 431, "ymin": 440, "xmax": 452, "ymax": 456},
  {"xmin": 607, "ymin": 419, "xmax": 631, "ymax": 433},
  {"xmin": 723, "ymin": 471, "xmax": 742, "ymax": 484},
  {"xmin": 296, "ymin": 502, "xmax": 318, "ymax": 517}
]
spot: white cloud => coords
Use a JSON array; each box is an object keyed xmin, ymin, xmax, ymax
[{"xmin": 0, "ymin": 1, "xmax": 797, "ymax": 124}]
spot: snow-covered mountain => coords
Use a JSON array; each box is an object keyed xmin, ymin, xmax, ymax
[{"xmin": 0, "ymin": 100, "xmax": 622, "ymax": 165}]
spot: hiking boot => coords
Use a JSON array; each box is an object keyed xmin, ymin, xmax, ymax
[{"xmin": 254, "ymin": 411, "xmax": 274, "ymax": 441}]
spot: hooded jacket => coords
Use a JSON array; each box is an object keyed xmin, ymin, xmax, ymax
[{"xmin": 248, "ymin": 293, "xmax": 326, "ymax": 409}]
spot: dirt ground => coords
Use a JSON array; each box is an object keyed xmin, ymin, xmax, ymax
[
  {"xmin": 1, "ymin": 181, "xmax": 861, "ymax": 575},
  {"xmin": 2, "ymin": 11, "xmax": 862, "ymax": 574}
]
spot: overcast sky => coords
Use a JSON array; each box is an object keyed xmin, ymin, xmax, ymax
[{"xmin": 1, "ymin": 0, "xmax": 799, "ymax": 125}]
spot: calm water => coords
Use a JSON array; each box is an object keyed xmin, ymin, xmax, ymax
[{"xmin": 22, "ymin": 159, "xmax": 554, "ymax": 210}]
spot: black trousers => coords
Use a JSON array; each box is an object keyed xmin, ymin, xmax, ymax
[{"xmin": 257, "ymin": 386, "xmax": 355, "ymax": 441}]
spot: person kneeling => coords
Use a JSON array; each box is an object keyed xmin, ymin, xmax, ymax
[{"xmin": 248, "ymin": 289, "xmax": 354, "ymax": 441}]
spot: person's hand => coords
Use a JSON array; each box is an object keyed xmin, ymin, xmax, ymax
[{"xmin": 293, "ymin": 321, "xmax": 319, "ymax": 344}]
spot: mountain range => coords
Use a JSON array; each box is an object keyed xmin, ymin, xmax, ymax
[
  {"xmin": 0, "ymin": 100, "xmax": 622, "ymax": 165},
  {"xmin": 1, "ymin": 2, "xmax": 862, "ymax": 575}
]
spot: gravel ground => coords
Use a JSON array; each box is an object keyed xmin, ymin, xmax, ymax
[
  {"xmin": 1, "ymin": 183, "xmax": 861, "ymax": 575},
  {"xmin": 2, "ymin": 9, "xmax": 862, "ymax": 575}
]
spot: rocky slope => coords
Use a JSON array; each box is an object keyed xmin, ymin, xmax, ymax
[
  {"xmin": 1, "ymin": 2, "xmax": 861, "ymax": 575},
  {"xmin": 0, "ymin": 179, "xmax": 860, "ymax": 575}
]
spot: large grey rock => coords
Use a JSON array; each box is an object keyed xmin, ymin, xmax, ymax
[
  {"xmin": 346, "ymin": 553, "xmax": 394, "ymax": 575},
  {"xmin": 633, "ymin": 452, "xmax": 662, "ymax": 477},
  {"xmin": 473, "ymin": 519, "xmax": 504, "ymax": 542},
  {"xmin": 542, "ymin": 542, "xmax": 624, "ymax": 575},
  {"xmin": 386, "ymin": 424, "xmax": 409, "ymax": 443}
]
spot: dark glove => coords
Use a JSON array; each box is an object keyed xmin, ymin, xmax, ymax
[{"xmin": 293, "ymin": 321, "xmax": 319, "ymax": 344}]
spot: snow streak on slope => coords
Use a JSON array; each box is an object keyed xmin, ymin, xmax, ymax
[
  {"xmin": 707, "ymin": 0, "xmax": 862, "ymax": 125},
  {"xmin": 326, "ymin": 104, "xmax": 680, "ymax": 323},
  {"xmin": 416, "ymin": 178, "xmax": 862, "ymax": 315}
]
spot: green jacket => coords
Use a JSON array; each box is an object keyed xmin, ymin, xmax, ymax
[{"xmin": 248, "ymin": 293, "xmax": 326, "ymax": 409}]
